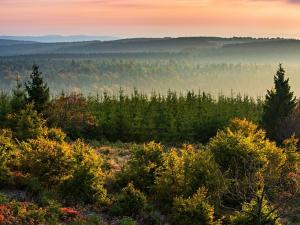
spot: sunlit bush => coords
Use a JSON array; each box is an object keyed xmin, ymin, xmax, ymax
[
  {"xmin": 59, "ymin": 140, "xmax": 108, "ymax": 204},
  {"xmin": 155, "ymin": 145, "xmax": 225, "ymax": 209},
  {"xmin": 207, "ymin": 118, "xmax": 286, "ymax": 207},
  {"xmin": 170, "ymin": 187, "xmax": 219, "ymax": 225},
  {"xmin": 230, "ymin": 197, "xmax": 281, "ymax": 225},
  {"xmin": 20, "ymin": 137, "xmax": 74, "ymax": 186},
  {"xmin": 0, "ymin": 129, "xmax": 17, "ymax": 186}
]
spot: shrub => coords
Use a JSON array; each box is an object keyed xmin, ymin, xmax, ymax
[
  {"xmin": 59, "ymin": 140, "xmax": 107, "ymax": 204},
  {"xmin": 0, "ymin": 129, "xmax": 17, "ymax": 186},
  {"xmin": 10, "ymin": 103, "xmax": 46, "ymax": 140},
  {"xmin": 117, "ymin": 142, "xmax": 164, "ymax": 193},
  {"xmin": 207, "ymin": 118, "xmax": 285, "ymax": 207},
  {"xmin": 170, "ymin": 187, "xmax": 218, "ymax": 225},
  {"xmin": 46, "ymin": 93, "xmax": 98, "ymax": 139},
  {"xmin": 230, "ymin": 197, "xmax": 282, "ymax": 225},
  {"xmin": 20, "ymin": 137, "xmax": 74, "ymax": 186},
  {"xmin": 155, "ymin": 145, "xmax": 225, "ymax": 210},
  {"xmin": 46, "ymin": 128, "xmax": 66, "ymax": 143},
  {"xmin": 112, "ymin": 183, "xmax": 147, "ymax": 217}
]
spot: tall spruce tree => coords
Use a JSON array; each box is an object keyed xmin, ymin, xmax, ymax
[
  {"xmin": 262, "ymin": 64, "xmax": 296, "ymax": 143},
  {"xmin": 25, "ymin": 64, "xmax": 50, "ymax": 113}
]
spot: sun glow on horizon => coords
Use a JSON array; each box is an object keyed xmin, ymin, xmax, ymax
[{"xmin": 1, "ymin": 0, "xmax": 300, "ymax": 38}]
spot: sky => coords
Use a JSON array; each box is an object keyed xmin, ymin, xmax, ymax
[{"xmin": 1, "ymin": 0, "xmax": 300, "ymax": 38}]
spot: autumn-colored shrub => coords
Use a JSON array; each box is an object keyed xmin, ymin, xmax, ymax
[
  {"xmin": 46, "ymin": 93, "xmax": 98, "ymax": 139},
  {"xmin": 0, "ymin": 129, "xmax": 17, "ymax": 187},
  {"xmin": 20, "ymin": 137, "xmax": 74, "ymax": 186},
  {"xmin": 59, "ymin": 140, "xmax": 108, "ymax": 204},
  {"xmin": 46, "ymin": 127, "xmax": 66, "ymax": 143}
]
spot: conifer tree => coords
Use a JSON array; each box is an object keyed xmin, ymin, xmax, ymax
[
  {"xmin": 262, "ymin": 64, "xmax": 296, "ymax": 143},
  {"xmin": 25, "ymin": 64, "xmax": 50, "ymax": 113},
  {"xmin": 11, "ymin": 75, "xmax": 27, "ymax": 112}
]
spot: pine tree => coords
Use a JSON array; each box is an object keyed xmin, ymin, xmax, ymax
[
  {"xmin": 11, "ymin": 75, "xmax": 27, "ymax": 112},
  {"xmin": 262, "ymin": 64, "xmax": 296, "ymax": 143},
  {"xmin": 25, "ymin": 64, "xmax": 50, "ymax": 113}
]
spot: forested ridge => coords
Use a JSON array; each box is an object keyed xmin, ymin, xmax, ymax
[{"xmin": 0, "ymin": 64, "xmax": 299, "ymax": 225}]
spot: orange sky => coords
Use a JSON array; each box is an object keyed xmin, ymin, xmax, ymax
[{"xmin": 1, "ymin": 0, "xmax": 300, "ymax": 37}]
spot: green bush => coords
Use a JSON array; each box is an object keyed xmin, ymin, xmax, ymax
[
  {"xmin": 117, "ymin": 142, "xmax": 164, "ymax": 193},
  {"xmin": 46, "ymin": 128, "xmax": 66, "ymax": 143},
  {"xmin": 0, "ymin": 129, "xmax": 17, "ymax": 186},
  {"xmin": 59, "ymin": 140, "xmax": 107, "ymax": 204},
  {"xmin": 230, "ymin": 197, "xmax": 282, "ymax": 225},
  {"xmin": 155, "ymin": 145, "xmax": 225, "ymax": 210},
  {"xmin": 9, "ymin": 103, "xmax": 46, "ymax": 140},
  {"xmin": 20, "ymin": 137, "xmax": 74, "ymax": 186},
  {"xmin": 207, "ymin": 118, "xmax": 286, "ymax": 207},
  {"xmin": 170, "ymin": 187, "xmax": 218, "ymax": 225},
  {"xmin": 112, "ymin": 183, "xmax": 147, "ymax": 217}
]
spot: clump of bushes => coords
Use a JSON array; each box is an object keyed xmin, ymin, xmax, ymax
[{"xmin": 17, "ymin": 132, "xmax": 108, "ymax": 204}]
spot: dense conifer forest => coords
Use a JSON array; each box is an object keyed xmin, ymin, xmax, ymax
[{"xmin": 0, "ymin": 64, "xmax": 299, "ymax": 225}]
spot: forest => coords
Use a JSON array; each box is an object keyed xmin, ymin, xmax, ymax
[
  {"xmin": 3, "ymin": 37, "xmax": 300, "ymax": 97},
  {"xmin": 0, "ymin": 64, "xmax": 299, "ymax": 225}
]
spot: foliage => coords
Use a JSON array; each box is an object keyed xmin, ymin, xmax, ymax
[
  {"xmin": 170, "ymin": 187, "xmax": 218, "ymax": 225},
  {"xmin": 112, "ymin": 183, "xmax": 147, "ymax": 217},
  {"xmin": 46, "ymin": 127, "xmax": 66, "ymax": 143},
  {"xmin": 89, "ymin": 90, "xmax": 262, "ymax": 143},
  {"xmin": 118, "ymin": 217, "xmax": 137, "ymax": 225},
  {"xmin": 155, "ymin": 145, "xmax": 225, "ymax": 209},
  {"xmin": 117, "ymin": 142, "xmax": 164, "ymax": 193},
  {"xmin": 25, "ymin": 64, "xmax": 50, "ymax": 113},
  {"xmin": 230, "ymin": 196, "xmax": 281, "ymax": 225},
  {"xmin": 262, "ymin": 64, "xmax": 296, "ymax": 143},
  {"xmin": 46, "ymin": 93, "xmax": 98, "ymax": 139},
  {"xmin": 0, "ymin": 129, "xmax": 17, "ymax": 187},
  {"xmin": 207, "ymin": 118, "xmax": 286, "ymax": 207},
  {"xmin": 9, "ymin": 103, "xmax": 46, "ymax": 140},
  {"xmin": 20, "ymin": 137, "xmax": 74, "ymax": 186},
  {"xmin": 11, "ymin": 77, "xmax": 27, "ymax": 113},
  {"xmin": 59, "ymin": 140, "xmax": 107, "ymax": 204},
  {"xmin": 0, "ymin": 92, "xmax": 12, "ymax": 127}
]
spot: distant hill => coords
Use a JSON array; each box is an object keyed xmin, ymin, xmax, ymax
[
  {"xmin": 0, "ymin": 39, "xmax": 36, "ymax": 46},
  {"xmin": 0, "ymin": 35, "xmax": 118, "ymax": 43},
  {"xmin": 1, "ymin": 36, "xmax": 300, "ymax": 63}
]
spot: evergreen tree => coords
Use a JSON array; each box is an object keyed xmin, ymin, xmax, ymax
[
  {"xmin": 25, "ymin": 64, "xmax": 50, "ymax": 113},
  {"xmin": 262, "ymin": 64, "xmax": 296, "ymax": 143},
  {"xmin": 11, "ymin": 75, "xmax": 27, "ymax": 112}
]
